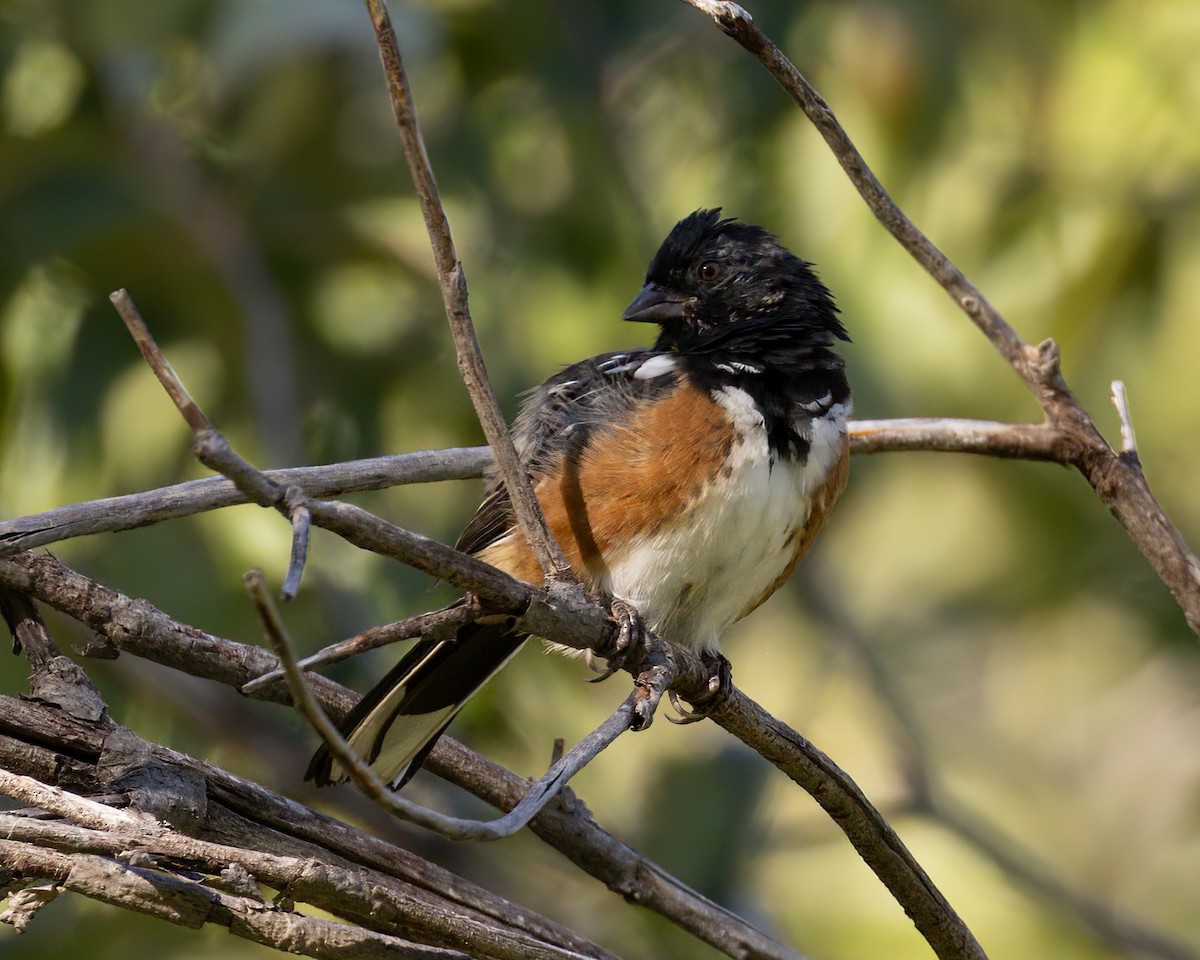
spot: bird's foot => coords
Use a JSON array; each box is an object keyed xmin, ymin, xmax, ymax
[
  {"xmin": 667, "ymin": 651, "xmax": 733, "ymax": 724},
  {"xmin": 585, "ymin": 596, "xmax": 646, "ymax": 683}
]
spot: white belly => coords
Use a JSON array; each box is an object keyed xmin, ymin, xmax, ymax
[{"xmin": 609, "ymin": 387, "xmax": 848, "ymax": 652}]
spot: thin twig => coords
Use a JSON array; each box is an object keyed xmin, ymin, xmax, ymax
[
  {"xmin": 245, "ymin": 569, "xmax": 635, "ymax": 841},
  {"xmin": 109, "ymin": 289, "xmax": 211, "ymax": 434},
  {"xmin": 111, "ymin": 289, "xmax": 283, "ymax": 512},
  {"xmin": 677, "ymin": 1, "xmax": 1031, "ymax": 381},
  {"xmin": 362, "ymin": 0, "xmax": 572, "ymax": 584},
  {"xmin": 241, "ymin": 602, "xmax": 481, "ymax": 695},
  {"xmin": 0, "ymin": 446, "xmax": 490, "ymax": 558},
  {"xmin": 281, "ymin": 490, "xmax": 312, "ymax": 601}
]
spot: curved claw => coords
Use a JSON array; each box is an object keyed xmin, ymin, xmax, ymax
[
  {"xmin": 666, "ymin": 689, "xmax": 707, "ymax": 724},
  {"xmin": 665, "ymin": 654, "xmax": 732, "ymax": 722},
  {"xmin": 586, "ymin": 655, "xmax": 623, "ymax": 683},
  {"xmin": 583, "ymin": 648, "xmax": 606, "ymax": 675}
]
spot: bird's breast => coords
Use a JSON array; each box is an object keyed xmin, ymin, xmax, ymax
[{"xmin": 606, "ymin": 385, "xmax": 850, "ymax": 651}]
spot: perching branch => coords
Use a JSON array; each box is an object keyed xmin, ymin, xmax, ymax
[
  {"xmin": 679, "ymin": 0, "xmax": 1200, "ymax": 638},
  {"xmin": 0, "ymin": 554, "xmax": 805, "ymax": 960},
  {"xmin": 0, "ymin": 418, "xmax": 1072, "ymax": 559}
]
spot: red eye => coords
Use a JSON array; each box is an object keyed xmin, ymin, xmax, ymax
[{"xmin": 698, "ymin": 261, "xmax": 721, "ymax": 282}]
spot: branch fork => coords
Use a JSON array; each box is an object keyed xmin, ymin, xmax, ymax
[{"xmin": 245, "ymin": 569, "xmax": 635, "ymax": 841}]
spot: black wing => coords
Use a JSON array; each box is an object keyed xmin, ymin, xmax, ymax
[{"xmin": 455, "ymin": 348, "xmax": 676, "ymax": 557}]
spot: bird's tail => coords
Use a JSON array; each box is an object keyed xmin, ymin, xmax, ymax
[{"xmin": 305, "ymin": 612, "xmax": 527, "ymax": 790}]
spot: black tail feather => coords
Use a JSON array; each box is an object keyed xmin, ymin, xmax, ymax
[{"xmin": 306, "ymin": 612, "xmax": 526, "ymax": 789}]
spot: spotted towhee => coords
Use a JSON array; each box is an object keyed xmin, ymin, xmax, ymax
[{"xmin": 307, "ymin": 209, "xmax": 851, "ymax": 789}]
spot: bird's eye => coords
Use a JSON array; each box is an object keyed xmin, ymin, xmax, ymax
[{"xmin": 698, "ymin": 261, "xmax": 721, "ymax": 282}]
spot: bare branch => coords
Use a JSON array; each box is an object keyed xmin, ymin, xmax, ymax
[
  {"xmin": 245, "ymin": 569, "xmax": 636, "ymax": 841},
  {"xmin": 708, "ymin": 691, "xmax": 987, "ymax": 960},
  {"xmin": 362, "ymin": 0, "xmax": 572, "ymax": 583},
  {"xmin": 0, "ymin": 446, "xmax": 490, "ymax": 557},
  {"xmin": 111, "ymin": 289, "xmax": 289, "ymax": 514},
  {"xmin": 0, "ymin": 553, "xmax": 805, "ymax": 960},
  {"xmin": 241, "ymin": 602, "xmax": 481, "ymax": 695},
  {"xmin": 109, "ymin": 289, "xmax": 212, "ymax": 435},
  {"xmin": 677, "ymin": 0, "xmax": 1200, "ymax": 638},
  {"xmin": 848, "ymin": 419, "xmax": 1066, "ymax": 460},
  {"xmin": 0, "ymin": 840, "xmax": 471, "ymax": 960},
  {"xmin": 677, "ymin": 0, "xmax": 1029, "ymax": 379},
  {"xmin": 0, "ymin": 417, "xmax": 1090, "ymax": 561}
]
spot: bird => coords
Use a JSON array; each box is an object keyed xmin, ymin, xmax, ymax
[{"xmin": 306, "ymin": 208, "xmax": 852, "ymax": 790}]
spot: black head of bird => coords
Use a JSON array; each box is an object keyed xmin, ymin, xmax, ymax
[{"xmin": 622, "ymin": 208, "xmax": 848, "ymax": 354}]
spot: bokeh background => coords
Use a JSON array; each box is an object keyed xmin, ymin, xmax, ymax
[{"xmin": 2, "ymin": 0, "xmax": 1199, "ymax": 958}]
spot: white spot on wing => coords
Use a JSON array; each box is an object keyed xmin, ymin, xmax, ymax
[
  {"xmin": 716, "ymin": 361, "xmax": 762, "ymax": 375},
  {"xmin": 633, "ymin": 354, "xmax": 677, "ymax": 380}
]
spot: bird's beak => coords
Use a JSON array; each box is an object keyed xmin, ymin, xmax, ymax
[{"xmin": 621, "ymin": 283, "xmax": 689, "ymax": 323}]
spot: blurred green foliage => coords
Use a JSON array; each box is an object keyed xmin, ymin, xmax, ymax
[{"xmin": 2, "ymin": 1, "xmax": 1199, "ymax": 958}]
